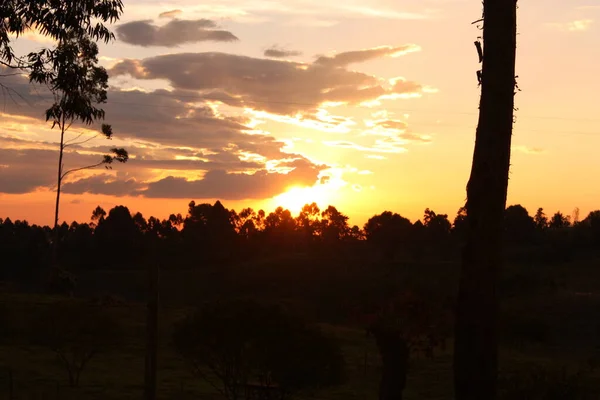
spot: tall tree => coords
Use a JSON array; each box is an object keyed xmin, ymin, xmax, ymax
[
  {"xmin": 453, "ymin": 2, "xmax": 518, "ymax": 400},
  {"xmin": 40, "ymin": 34, "xmax": 128, "ymax": 265},
  {"xmin": 1, "ymin": 1, "xmax": 127, "ymax": 267}
]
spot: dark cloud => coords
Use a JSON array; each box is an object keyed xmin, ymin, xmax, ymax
[
  {"xmin": 116, "ymin": 19, "xmax": 238, "ymax": 47},
  {"xmin": 314, "ymin": 45, "xmax": 419, "ymax": 67},
  {"xmin": 110, "ymin": 50, "xmax": 425, "ymax": 115},
  {"xmin": 264, "ymin": 46, "xmax": 302, "ymax": 58},
  {"xmin": 0, "ymin": 147, "xmax": 97, "ymax": 194}
]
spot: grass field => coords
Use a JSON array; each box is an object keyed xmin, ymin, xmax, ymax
[{"xmin": 1, "ymin": 256, "xmax": 600, "ymax": 399}]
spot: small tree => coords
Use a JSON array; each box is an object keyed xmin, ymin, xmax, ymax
[
  {"xmin": 173, "ymin": 300, "xmax": 344, "ymax": 400},
  {"xmin": 29, "ymin": 302, "xmax": 122, "ymax": 387},
  {"xmin": 31, "ymin": 34, "xmax": 128, "ymax": 267}
]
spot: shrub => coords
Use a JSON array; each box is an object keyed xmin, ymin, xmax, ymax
[{"xmin": 173, "ymin": 299, "xmax": 344, "ymax": 400}]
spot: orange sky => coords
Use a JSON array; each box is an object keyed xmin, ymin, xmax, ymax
[{"xmin": 1, "ymin": 0, "xmax": 599, "ymax": 227}]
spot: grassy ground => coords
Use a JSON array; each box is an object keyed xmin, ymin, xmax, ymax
[{"xmin": 1, "ymin": 256, "xmax": 600, "ymax": 399}]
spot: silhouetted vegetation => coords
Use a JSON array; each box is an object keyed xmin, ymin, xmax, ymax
[{"xmin": 2, "ymin": 201, "xmax": 599, "ymax": 281}]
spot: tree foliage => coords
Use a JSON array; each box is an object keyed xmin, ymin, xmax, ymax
[{"xmin": 0, "ymin": 0, "xmax": 123, "ymax": 74}]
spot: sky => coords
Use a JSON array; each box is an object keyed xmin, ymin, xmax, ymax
[{"xmin": 1, "ymin": 0, "xmax": 599, "ymax": 227}]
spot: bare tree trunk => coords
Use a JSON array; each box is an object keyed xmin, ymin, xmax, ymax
[
  {"xmin": 453, "ymin": 1, "xmax": 517, "ymax": 400},
  {"xmin": 52, "ymin": 120, "xmax": 66, "ymax": 267}
]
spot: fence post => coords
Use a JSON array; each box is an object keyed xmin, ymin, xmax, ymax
[
  {"xmin": 8, "ymin": 368, "xmax": 13, "ymax": 400},
  {"xmin": 143, "ymin": 259, "xmax": 159, "ymax": 400}
]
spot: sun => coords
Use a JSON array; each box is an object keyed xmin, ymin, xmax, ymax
[{"xmin": 271, "ymin": 185, "xmax": 330, "ymax": 215}]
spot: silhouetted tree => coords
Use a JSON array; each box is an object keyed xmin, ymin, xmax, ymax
[
  {"xmin": 90, "ymin": 205, "xmax": 107, "ymax": 228},
  {"xmin": 534, "ymin": 208, "xmax": 548, "ymax": 231},
  {"xmin": 582, "ymin": 210, "xmax": 600, "ymax": 245},
  {"xmin": 364, "ymin": 212, "xmax": 412, "ymax": 260},
  {"xmin": 264, "ymin": 207, "xmax": 298, "ymax": 252},
  {"xmin": 94, "ymin": 206, "xmax": 142, "ymax": 268},
  {"xmin": 44, "ymin": 34, "xmax": 128, "ymax": 268},
  {"xmin": 454, "ymin": 1, "xmax": 518, "ymax": 399},
  {"xmin": 297, "ymin": 203, "xmax": 322, "ymax": 246},
  {"xmin": 549, "ymin": 212, "xmax": 570, "ymax": 229},
  {"xmin": 504, "ymin": 205, "xmax": 536, "ymax": 244},
  {"xmin": 423, "ymin": 209, "xmax": 452, "ymax": 257},
  {"xmin": 321, "ymin": 205, "xmax": 351, "ymax": 245},
  {"xmin": 183, "ymin": 201, "xmax": 237, "ymax": 263}
]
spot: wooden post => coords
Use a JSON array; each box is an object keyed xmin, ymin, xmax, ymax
[
  {"xmin": 143, "ymin": 260, "xmax": 159, "ymax": 400},
  {"xmin": 8, "ymin": 368, "xmax": 14, "ymax": 400}
]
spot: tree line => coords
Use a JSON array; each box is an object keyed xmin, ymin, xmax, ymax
[{"xmin": 2, "ymin": 201, "xmax": 599, "ymax": 281}]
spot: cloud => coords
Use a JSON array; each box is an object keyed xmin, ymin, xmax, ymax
[
  {"xmin": 110, "ymin": 49, "xmax": 427, "ymax": 116},
  {"xmin": 159, "ymin": 9, "xmax": 183, "ymax": 18},
  {"xmin": 514, "ymin": 145, "xmax": 545, "ymax": 155},
  {"xmin": 0, "ymin": 146, "xmax": 100, "ymax": 194},
  {"xmin": 0, "ymin": 71, "xmax": 288, "ymax": 160},
  {"xmin": 62, "ymin": 174, "xmax": 142, "ymax": 196},
  {"xmin": 56, "ymin": 158, "xmax": 324, "ymax": 200},
  {"xmin": 363, "ymin": 118, "xmax": 432, "ymax": 143},
  {"xmin": 264, "ymin": 46, "xmax": 303, "ymax": 58},
  {"xmin": 0, "ymin": 139, "xmax": 326, "ymax": 200},
  {"xmin": 323, "ymin": 139, "xmax": 407, "ymax": 154},
  {"xmin": 314, "ymin": 44, "xmax": 420, "ymax": 67},
  {"xmin": 140, "ymin": 158, "xmax": 324, "ymax": 200},
  {"xmin": 116, "ymin": 18, "xmax": 239, "ymax": 47},
  {"xmin": 123, "ymin": 1, "xmax": 433, "ymax": 23},
  {"xmin": 547, "ymin": 19, "xmax": 594, "ymax": 32}
]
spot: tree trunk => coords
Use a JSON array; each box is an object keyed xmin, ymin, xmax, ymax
[
  {"xmin": 52, "ymin": 121, "xmax": 66, "ymax": 267},
  {"xmin": 453, "ymin": 1, "xmax": 517, "ymax": 400}
]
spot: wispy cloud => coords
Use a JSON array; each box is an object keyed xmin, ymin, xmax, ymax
[
  {"xmin": 159, "ymin": 9, "xmax": 183, "ymax": 18},
  {"xmin": 314, "ymin": 45, "xmax": 421, "ymax": 67},
  {"xmin": 547, "ymin": 19, "xmax": 594, "ymax": 32},
  {"xmin": 514, "ymin": 145, "xmax": 545, "ymax": 155}
]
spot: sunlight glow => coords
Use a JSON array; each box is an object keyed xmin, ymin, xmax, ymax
[{"xmin": 271, "ymin": 185, "xmax": 331, "ymax": 214}]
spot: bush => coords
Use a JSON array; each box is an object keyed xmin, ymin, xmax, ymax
[
  {"xmin": 499, "ymin": 366, "xmax": 590, "ymax": 400},
  {"xmin": 173, "ymin": 299, "xmax": 344, "ymax": 400},
  {"xmin": 28, "ymin": 301, "xmax": 122, "ymax": 387}
]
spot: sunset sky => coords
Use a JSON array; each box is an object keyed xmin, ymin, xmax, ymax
[{"xmin": 1, "ymin": 0, "xmax": 599, "ymax": 227}]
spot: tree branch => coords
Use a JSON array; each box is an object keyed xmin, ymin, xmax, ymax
[
  {"xmin": 63, "ymin": 132, "xmax": 99, "ymax": 148},
  {"xmin": 61, "ymin": 161, "xmax": 105, "ymax": 180},
  {"xmin": 190, "ymin": 360, "xmax": 228, "ymax": 398}
]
